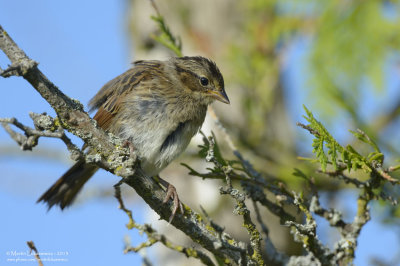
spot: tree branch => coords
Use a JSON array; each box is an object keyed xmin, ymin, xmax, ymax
[
  {"xmin": 0, "ymin": 24, "xmax": 247, "ymax": 264},
  {"xmin": 114, "ymin": 182, "xmax": 216, "ymax": 266}
]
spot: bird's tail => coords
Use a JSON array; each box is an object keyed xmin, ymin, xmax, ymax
[{"xmin": 37, "ymin": 160, "xmax": 98, "ymax": 209}]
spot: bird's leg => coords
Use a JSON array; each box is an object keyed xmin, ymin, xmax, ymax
[
  {"xmin": 123, "ymin": 140, "xmax": 136, "ymax": 156},
  {"xmin": 154, "ymin": 175, "xmax": 184, "ymax": 223}
]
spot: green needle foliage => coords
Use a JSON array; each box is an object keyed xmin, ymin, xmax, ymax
[
  {"xmin": 302, "ymin": 105, "xmax": 387, "ymax": 174},
  {"xmin": 150, "ymin": 15, "xmax": 182, "ymax": 57}
]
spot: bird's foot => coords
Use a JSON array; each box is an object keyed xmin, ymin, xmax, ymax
[
  {"xmin": 163, "ymin": 183, "xmax": 184, "ymax": 223},
  {"xmin": 123, "ymin": 140, "xmax": 136, "ymax": 157},
  {"xmin": 156, "ymin": 176, "xmax": 184, "ymax": 223}
]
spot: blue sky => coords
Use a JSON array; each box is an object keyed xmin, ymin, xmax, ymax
[
  {"xmin": 1, "ymin": 1, "xmax": 399, "ymax": 265},
  {"xmin": 0, "ymin": 1, "xmax": 146, "ymax": 265}
]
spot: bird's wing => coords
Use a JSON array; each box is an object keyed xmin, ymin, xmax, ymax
[{"xmin": 89, "ymin": 60, "xmax": 165, "ymax": 130}]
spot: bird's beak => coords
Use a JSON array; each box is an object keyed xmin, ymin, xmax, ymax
[{"xmin": 208, "ymin": 89, "xmax": 230, "ymax": 104}]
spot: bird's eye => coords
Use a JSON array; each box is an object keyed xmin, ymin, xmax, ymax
[{"xmin": 200, "ymin": 77, "xmax": 209, "ymax": 86}]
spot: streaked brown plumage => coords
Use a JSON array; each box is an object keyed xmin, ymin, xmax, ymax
[{"xmin": 38, "ymin": 56, "xmax": 229, "ymax": 220}]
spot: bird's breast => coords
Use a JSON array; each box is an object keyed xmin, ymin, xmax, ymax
[
  {"xmin": 138, "ymin": 118, "xmax": 204, "ymax": 177},
  {"xmin": 117, "ymin": 100, "xmax": 207, "ymax": 177}
]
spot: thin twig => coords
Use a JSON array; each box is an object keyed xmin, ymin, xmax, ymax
[
  {"xmin": 309, "ymin": 196, "xmax": 349, "ymax": 234},
  {"xmin": 27, "ymin": 241, "xmax": 43, "ymax": 266},
  {"xmin": 252, "ymin": 201, "xmax": 289, "ymax": 264},
  {"xmin": 149, "ymin": 0, "xmax": 161, "ymax": 17},
  {"xmin": 114, "ymin": 183, "xmax": 216, "ymax": 266},
  {"xmin": 317, "ymin": 169, "xmax": 366, "ymax": 188},
  {"xmin": 296, "ymin": 122, "xmax": 321, "ymax": 137},
  {"xmin": 0, "ymin": 24, "xmax": 244, "ymax": 263},
  {"xmin": 208, "ymin": 106, "xmax": 237, "ymax": 152}
]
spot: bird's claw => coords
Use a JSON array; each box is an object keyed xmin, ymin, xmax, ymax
[
  {"xmin": 122, "ymin": 140, "xmax": 136, "ymax": 157},
  {"xmin": 163, "ymin": 183, "xmax": 184, "ymax": 223}
]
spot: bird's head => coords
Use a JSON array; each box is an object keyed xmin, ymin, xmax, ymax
[{"xmin": 171, "ymin": 56, "xmax": 230, "ymax": 105}]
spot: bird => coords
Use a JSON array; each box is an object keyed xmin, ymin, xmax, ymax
[{"xmin": 37, "ymin": 56, "xmax": 229, "ymax": 221}]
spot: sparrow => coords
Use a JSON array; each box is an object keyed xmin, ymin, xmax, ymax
[{"xmin": 38, "ymin": 56, "xmax": 229, "ymax": 221}]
